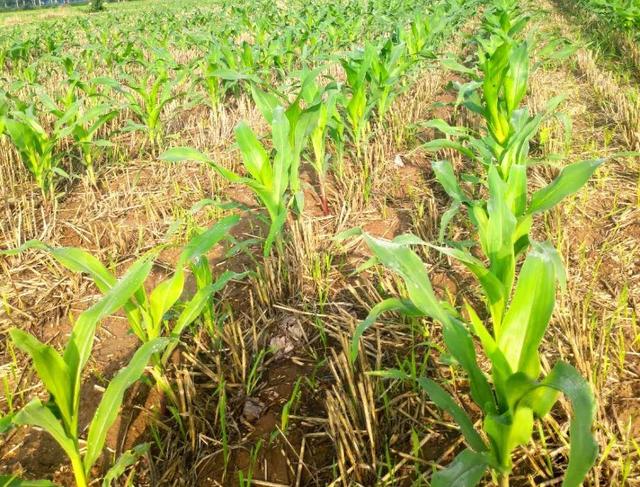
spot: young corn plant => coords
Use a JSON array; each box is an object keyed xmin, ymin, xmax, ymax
[
  {"xmin": 44, "ymin": 98, "xmax": 117, "ymax": 184},
  {"xmin": 349, "ymin": 228, "xmax": 598, "ymax": 486},
  {"xmin": 0, "ymin": 91, "xmax": 9, "ymax": 134},
  {"xmin": 368, "ymin": 39, "xmax": 409, "ymax": 123},
  {"xmin": 5, "ymin": 216, "xmax": 243, "ymax": 403},
  {"xmin": 345, "ymin": 3, "xmax": 601, "ymax": 483},
  {"xmin": 424, "ymin": 7, "xmax": 603, "ymax": 247},
  {"xmin": 248, "ymin": 69, "xmax": 323, "ymax": 213},
  {"xmin": 199, "ymin": 50, "xmax": 231, "ymax": 110},
  {"xmin": 2, "ymin": 106, "xmax": 70, "ymax": 197},
  {"xmin": 65, "ymin": 101, "xmax": 118, "ymax": 184},
  {"xmin": 424, "ymin": 27, "xmax": 537, "ymax": 178},
  {"xmin": 161, "ymin": 107, "xmax": 295, "ymax": 257},
  {"xmin": 2, "ymin": 257, "xmax": 169, "ymax": 487},
  {"xmin": 327, "ymin": 104, "xmax": 347, "ymax": 179},
  {"xmin": 309, "ymin": 89, "xmax": 339, "ymax": 214},
  {"xmin": 194, "ymin": 41, "xmax": 261, "ymax": 111},
  {"xmin": 340, "ymin": 44, "xmax": 377, "ymax": 153},
  {"xmin": 115, "ymin": 60, "xmax": 184, "ymax": 151},
  {"xmin": 399, "ymin": 10, "xmax": 447, "ymax": 59}
]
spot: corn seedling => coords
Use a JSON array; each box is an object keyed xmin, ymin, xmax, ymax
[
  {"xmin": 349, "ymin": 231, "xmax": 597, "ymax": 487},
  {"xmin": 2, "ymin": 105, "xmax": 71, "ymax": 196},
  {"xmin": 309, "ymin": 89, "xmax": 338, "ymax": 214},
  {"xmin": 328, "ymin": 105, "xmax": 347, "ymax": 179},
  {"xmin": 248, "ymin": 69, "xmax": 323, "ymax": 213},
  {"xmin": 161, "ymin": 108, "xmax": 296, "ymax": 256},
  {"xmin": 423, "ymin": 5, "xmax": 603, "ymax": 255},
  {"xmin": 114, "ymin": 60, "xmax": 184, "ymax": 150},
  {"xmin": 196, "ymin": 46, "xmax": 256, "ymax": 110},
  {"xmin": 65, "ymin": 101, "xmax": 117, "ymax": 184},
  {"xmin": 340, "ymin": 44, "xmax": 376, "ymax": 153},
  {"xmin": 344, "ymin": 2, "xmax": 603, "ymax": 483},
  {"xmin": 4, "ymin": 216, "xmax": 243, "ymax": 403},
  {"xmin": 42, "ymin": 97, "xmax": 117, "ymax": 184},
  {"xmin": 368, "ymin": 39, "xmax": 409, "ymax": 123},
  {"xmin": 400, "ymin": 10, "xmax": 448, "ymax": 59},
  {"xmin": 1, "ymin": 256, "xmax": 169, "ymax": 487}
]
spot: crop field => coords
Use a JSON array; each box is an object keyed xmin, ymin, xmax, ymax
[{"xmin": 0, "ymin": 0, "xmax": 638, "ymax": 485}]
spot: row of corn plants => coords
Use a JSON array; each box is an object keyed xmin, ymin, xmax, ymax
[
  {"xmin": 161, "ymin": 0, "xmax": 481, "ymax": 256},
  {"xmin": 574, "ymin": 0, "xmax": 640, "ymax": 35},
  {"xmin": 0, "ymin": 0, "xmax": 482, "ymax": 483},
  {"xmin": 0, "ymin": 0, "xmax": 473, "ymax": 196},
  {"xmin": 0, "ymin": 0, "xmax": 609, "ymax": 485},
  {"xmin": 0, "ymin": 217, "xmax": 247, "ymax": 486},
  {"xmin": 346, "ymin": 2, "xmax": 601, "ymax": 486}
]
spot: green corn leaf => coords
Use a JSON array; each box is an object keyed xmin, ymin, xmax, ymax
[
  {"xmin": 443, "ymin": 318, "xmax": 497, "ymax": 414},
  {"xmin": 264, "ymin": 207, "xmax": 288, "ymax": 257},
  {"xmin": 163, "ymin": 270, "xmax": 247, "ymax": 363},
  {"xmin": 149, "ymin": 270, "xmax": 185, "ymax": 331},
  {"xmin": 438, "ymin": 201, "xmax": 461, "ymax": 243},
  {"xmin": 528, "ymin": 159, "xmax": 604, "ymax": 214},
  {"xmin": 271, "ymin": 106, "xmax": 293, "ymax": 195},
  {"xmin": 417, "ymin": 378, "xmax": 487, "ymax": 452},
  {"xmin": 484, "ymin": 406, "xmax": 534, "ymax": 470},
  {"xmin": 351, "ymin": 297, "xmax": 423, "ymax": 363},
  {"xmin": 160, "ymin": 283, "xmax": 214, "ymax": 362},
  {"xmin": 0, "ymin": 413, "xmax": 15, "ymax": 434},
  {"xmin": 101, "ymin": 443, "xmax": 150, "ymax": 487},
  {"xmin": 480, "ymin": 166, "xmax": 516, "ymax": 299},
  {"xmin": 504, "ymin": 164, "xmax": 527, "ymax": 217},
  {"xmin": 440, "ymin": 58, "xmax": 478, "ymax": 77},
  {"xmin": 423, "ymin": 119, "xmax": 470, "ymax": 138},
  {"xmin": 51, "ymin": 247, "xmax": 115, "ymax": 292},
  {"xmin": 497, "ymin": 242, "xmax": 557, "ymax": 377},
  {"xmin": 504, "ymin": 41, "xmax": 529, "ymax": 114},
  {"xmin": 235, "ymin": 122, "xmax": 272, "ymax": 183},
  {"xmin": 14, "ymin": 243, "xmax": 147, "ymax": 336},
  {"xmin": 9, "ymin": 330, "xmax": 74, "ymax": 433},
  {"xmin": 521, "ymin": 362, "xmax": 597, "ymax": 487},
  {"xmin": 84, "ymin": 338, "xmax": 169, "ymax": 474},
  {"xmin": 64, "ymin": 255, "xmax": 155, "ymax": 409},
  {"xmin": 504, "ymin": 372, "xmax": 539, "ymax": 411},
  {"xmin": 483, "ymin": 42, "xmax": 510, "ymax": 144},
  {"xmin": 361, "ymin": 234, "xmax": 448, "ymax": 322},
  {"xmin": 431, "ymin": 449, "xmax": 489, "ymax": 487},
  {"xmin": 428, "ymin": 244, "xmax": 505, "ymax": 322},
  {"xmin": 513, "ymin": 214, "xmax": 533, "ymax": 258},
  {"xmin": 432, "ymin": 160, "xmax": 469, "ymax": 203},
  {"xmin": 250, "ymin": 83, "xmax": 280, "ymax": 124},
  {"xmin": 0, "ymin": 241, "xmax": 116, "ymax": 292},
  {"xmin": 0, "ymin": 476, "xmax": 57, "ymax": 486},
  {"xmin": 178, "ymin": 215, "xmax": 239, "ymax": 267},
  {"xmin": 12, "ymin": 399, "xmax": 77, "ymax": 462},
  {"xmin": 160, "ymin": 147, "xmax": 243, "ymax": 183},
  {"xmin": 464, "ymin": 301, "xmax": 512, "ymax": 395},
  {"xmin": 423, "ymin": 139, "xmax": 476, "ymax": 160}
]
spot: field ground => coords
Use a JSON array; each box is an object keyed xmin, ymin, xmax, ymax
[
  {"xmin": 0, "ymin": 1, "xmax": 152, "ymax": 27},
  {"xmin": 0, "ymin": 0, "xmax": 638, "ymax": 485}
]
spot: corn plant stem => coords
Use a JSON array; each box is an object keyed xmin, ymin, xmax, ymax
[
  {"xmin": 499, "ymin": 474, "xmax": 509, "ymax": 487},
  {"xmin": 70, "ymin": 450, "xmax": 89, "ymax": 487},
  {"xmin": 86, "ymin": 163, "xmax": 96, "ymax": 186},
  {"xmin": 150, "ymin": 362, "xmax": 178, "ymax": 405},
  {"xmin": 277, "ymin": 233, "xmax": 286, "ymax": 255},
  {"xmin": 318, "ymin": 176, "xmax": 329, "ymax": 215}
]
